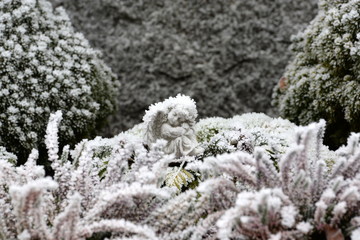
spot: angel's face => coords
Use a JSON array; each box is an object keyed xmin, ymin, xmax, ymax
[{"xmin": 168, "ymin": 109, "xmax": 185, "ymax": 126}]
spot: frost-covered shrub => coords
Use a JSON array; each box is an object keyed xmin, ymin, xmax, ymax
[
  {"xmin": 0, "ymin": 111, "xmax": 172, "ymax": 239},
  {"xmin": 2, "ymin": 110, "xmax": 360, "ymax": 239},
  {"xmin": 0, "ymin": 146, "xmax": 17, "ymax": 165},
  {"xmin": 198, "ymin": 129, "xmax": 254, "ymax": 161},
  {"xmin": 188, "ymin": 120, "xmax": 360, "ymax": 239},
  {"xmin": 50, "ymin": 0, "xmax": 318, "ymax": 132},
  {"xmin": 196, "ymin": 113, "xmax": 323, "ymax": 165},
  {"xmin": 0, "ymin": 0, "xmax": 119, "ymax": 163},
  {"xmin": 0, "ymin": 111, "xmax": 236, "ymax": 239},
  {"xmin": 273, "ymin": 0, "xmax": 360, "ymax": 149},
  {"xmin": 128, "ymin": 112, "xmax": 337, "ymax": 166}
]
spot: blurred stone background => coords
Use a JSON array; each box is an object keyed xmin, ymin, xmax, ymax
[{"xmin": 50, "ymin": 0, "xmax": 318, "ymax": 135}]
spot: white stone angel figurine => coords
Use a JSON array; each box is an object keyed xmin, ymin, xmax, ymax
[{"xmin": 143, "ymin": 94, "xmax": 203, "ymax": 158}]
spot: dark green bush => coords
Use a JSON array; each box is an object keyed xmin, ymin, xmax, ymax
[
  {"xmin": 273, "ymin": 0, "xmax": 360, "ymax": 149},
  {"xmin": 0, "ymin": 0, "xmax": 119, "ymax": 163}
]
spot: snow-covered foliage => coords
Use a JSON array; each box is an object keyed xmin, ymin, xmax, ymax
[
  {"xmin": 0, "ymin": 0, "xmax": 119, "ymax": 162},
  {"xmin": 0, "ymin": 111, "xmax": 173, "ymax": 239},
  {"xmin": 49, "ymin": 0, "xmax": 318, "ymax": 132},
  {"xmin": 196, "ymin": 113, "xmax": 337, "ymax": 168},
  {"xmin": 0, "ymin": 146, "xmax": 17, "ymax": 165},
  {"xmin": 188, "ymin": 120, "xmax": 360, "ymax": 239},
  {"xmin": 273, "ymin": 0, "xmax": 360, "ymax": 149},
  {"xmin": 129, "ymin": 111, "xmax": 337, "ymax": 168},
  {"xmin": 3, "ymin": 106, "xmax": 360, "ymax": 239}
]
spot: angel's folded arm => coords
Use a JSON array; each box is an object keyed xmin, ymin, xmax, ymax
[{"xmin": 161, "ymin": 123, "xmax": 185, "ymax": 138}]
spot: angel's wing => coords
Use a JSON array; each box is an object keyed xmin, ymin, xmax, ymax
[{"xmin": 144, "ymin": 110, "xmax": 166, "ymax": 146}]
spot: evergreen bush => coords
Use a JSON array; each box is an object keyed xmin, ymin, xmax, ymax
[
  {"xmin": 0, "ymin": 0, "xmax": 119, "ymax": 163},
  {"xmin": 273, "ymin": 0, "xmax": 360, "ymax": 149}
]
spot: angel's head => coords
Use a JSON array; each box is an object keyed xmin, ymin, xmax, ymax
[
  {"xmin": 143, "ymin": 94, "xmax": 198, "ymax": 142},
  {"xmin": 167, "ymin": 107, "xmax": 189, "ymax": 126}
]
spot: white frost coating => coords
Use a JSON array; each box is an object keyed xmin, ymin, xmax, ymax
[
  {"xmin": 9, "ymin": 178, "xmax": 58, "ymax": 239},
  {"xmin": 216, "ymin": 207, "xmax": 239, "ymax": 240},
  {"xmin": 52, "ymin": 193, "xmax": 81, "ymax": 240},
  {"xmin": 296, "ymin": 222, "xmax": 313, "ymax": 234},
  {"xmin": 45, "ymin": 111, "xmax": 62, "ymax": 162},
  {"xmin": 281, "ymin": 205, "xmax": 297, "ymax": 227},
  {"xmin": 269, "ymin": 233, "xmax": 282, "ymax": 240},
  {"xmin": 187, "ymin": 151, "xmax": 257, "ymax": 186},
  {"xmin": 351, "ymin": 228, "xmax": 360, "ymax": 240},
  {"xmin": 17, "ymin": 230, "xmax": 31, "ymax": 240},
  {"xmin": 340, "ymin": 186, "xmax": 360, "ymax": 203},
  {"xmin": 321, "ymin": 189, "xmax": 336, "ymax": 203},
  {"xmin": 143, "ymin": 94, "xmax": 203, "ymax": 158},
  {"xmin": 85, "ymin": 219, "xmax": 158, "ymax": 240},
  {"xmin": 9, "ymin": 177, "xmax": 58, "ymax": 197},
  {"xmin": 218, "ymin": 188, "xmax": 293, "ymax": 239}
]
